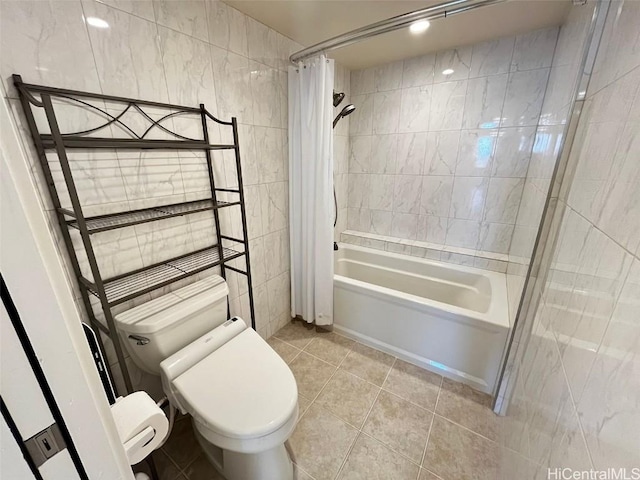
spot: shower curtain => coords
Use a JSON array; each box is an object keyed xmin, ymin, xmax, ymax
[{"xmin": 288, "ymin": 55, "xmax": 334, "ymax": 326}]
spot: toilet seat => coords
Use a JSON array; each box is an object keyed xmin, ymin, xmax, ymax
[{"xmin": 172, "ymin": 327, "xmax": 298, "ymax": 453}]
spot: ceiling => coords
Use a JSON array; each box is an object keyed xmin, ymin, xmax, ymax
[{"xmin": 224, "ymin": 0, "xmax": 572, "ymax": 70}]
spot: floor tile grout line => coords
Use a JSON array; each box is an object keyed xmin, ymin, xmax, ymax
[
  {"xmin": 384, "ymin": 372, "xmax": 500, "ymax": 444},
  {"xmin": 296, "ymin": 398, "xmax": 359, "ymax": 480},
  {"xmin": 298, "ymin": 337, "xmax": 397, "ymax": 390},
  {"xmin": 431, "ymin": 411, "xmax": 500, "ymax": 444},
  {"xmin": 302, "ymin": 336, "xmax": 357, "ymax": 370},
  {"xmin": 159, "ymin": 445, "xmax": 186, "ymax": 470},
  {"xmin": 296, "ymin": 345, "xmax": 341, "ymax": 370},
  {"xmin": 499, "ymin": 437, "xmax": 537, "ymax": 460},
  {"xmin": 419, "ymin": 375, "xmax": 443, "ymax": 473},
  {"xmin": 289, "ymin": 348, "xmax": 302, "ymax": 364},
  {"xmin": 269, "ymin": 334, "xmax": 304, "ymax": 353},
  {"xmin": 433, "ymin": 381, "xmax": 503, "ymax": 441},
  {"xmin": 357, "ymin": 429, "xmax": 426, "ymax": 469},
  {"xmin": 332, "ymin": 357, "xmax": 396, "ymax": 479},
  {"xmin": 280, "ymin": 325, "xmax": 401, "ymax": 409},
  {"xmin": 160, "ymin": 424, "xmax": 200, "ymax": 478},
  {"xmin": 310, "ymin": 362, "xmax": 380, "ymax": 432},
  {"xmin": 279, "ymin": 328, "xmax": 455, "ymax": 436},
  {"xmin": 294, "ymin": 331, "xmax": 446, "ymax": 409},
  {"xmin": 332, "ymin": 428, "xmax": 361, "ymax": 480},
  {"xmin": 293, "ymin": 331, "xmax": 356, "ymax": 428},
  {"xmin": 347, "ymin": 357, "xmax": 443, "ymax": 468},
  {"xmin": 288, "ymin": 342, "xmax": 352, "ymax": 426},
  {"xmin": 358, "ymin": 358, "xmax": 394, "ymax": 430},
  {"xmin": 294, "ymin": 462, "xmax": 317, "ymax": 480},
  {"xmin": 173, "ymin": 404, "xmax": 495, "ymax": 479},
  {"xmin": 419, "ymin": 466, "xmax": 445, "ymax": 480},
  {"xmin": 275, "ymin": 324, "xmax": 502, "ymax": 478},
  {"xmin": 166, "ymin": 439, "xmax": 208, "ymax": 478},
  {"xmin": 180, "ymin": 448, "xmax": 203, "ymax": 478},
  {"xmin": 306, "ymin": 333, "xmax": 354, "ymax": 404},
  {"xmin": 379, "ymin": 383, "xmax": 441, "ymax": 415}
]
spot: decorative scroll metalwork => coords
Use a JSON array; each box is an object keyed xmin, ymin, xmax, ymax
[
  {"xmin": 12, "ymin": 74, "xmax": 234, "ymax": 144},
  {"xmin": 25, "ymin": 91, "xmax": 204, "ymax": 142}
]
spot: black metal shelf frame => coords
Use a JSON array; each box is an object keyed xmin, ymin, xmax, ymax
[
  {"xmin": 13, "ymin": 74, "xmax": 257, "ymax": 396},
  {"xmin": 64, "ymin": 198, "xmax": 241, "ymax": 233},
  {"xmin": 84, "ymin": 245, "xmax": 245, "ymax": 307}
]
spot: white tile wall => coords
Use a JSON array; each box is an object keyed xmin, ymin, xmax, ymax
[
  {"xmin": 504, "ymin": 2, "xmax": 602, "ymax": 311},
  {"xmin": 500, "ymin": 1, "xmax": 640, "ymax": 476},
  {"xmin": 347, "ymin": 27, "xmax": 559, "ymax": 260},
  {"xmin": 1, "ymin": 0, "xmax": 298, "ymax": 395},
  {"xmin": 333, "ymin": 62, "xmax": 351, "ymax": 241}
]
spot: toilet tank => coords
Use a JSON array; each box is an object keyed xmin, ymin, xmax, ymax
[{"xmin": 114, "ymin": 275, "xmax": 229, "ymax": 375}]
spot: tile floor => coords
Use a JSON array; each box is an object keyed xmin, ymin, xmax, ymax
[{"xmin": 139, "ymin": 320, "xmax": 517, "ymax": 480}]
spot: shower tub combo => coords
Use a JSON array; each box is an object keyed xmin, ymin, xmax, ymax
[{"xmin": 333, "ymin": 244, "xmax": 509, "ymax": 393}]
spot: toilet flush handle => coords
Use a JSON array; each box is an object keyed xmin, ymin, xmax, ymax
[{"xmin": 128, "ymin": 335, "xmax": 150, "ymax": 346}]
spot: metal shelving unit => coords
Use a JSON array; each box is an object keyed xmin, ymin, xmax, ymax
[
  {"xmin": 65, "ymin": 199, "xmax": 240, "ymax": 233},
  {"xmin": 13, "ymin": 74, "xmax": 256, "ymax": 396}
]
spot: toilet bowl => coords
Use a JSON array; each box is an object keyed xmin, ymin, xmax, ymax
[
  {"xmin": 114, "ymin": 276, "xmax": 298, "ymax": 480},
  {"xmin": 161, "ymin": 319, "xmax": 298, "ymax": 480}
]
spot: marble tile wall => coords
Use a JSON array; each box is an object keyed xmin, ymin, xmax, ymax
[
  {"xmin": 1, "ymin": 0, "xmax": 299, "ymax": 396},
  {"xmin": 346, "ymin": 27, "xmax": 559, "ymax": 266},
  {"xmin": 333, "ymin": 62, "xmax": 351, "ymax": 242},
  {"xmin": 498, "ymin": 1, "xmax": 640, "ymax": 476},
  {"xmin": 503, "ymin": 2, "xmax": 599, "ymax": 320}
]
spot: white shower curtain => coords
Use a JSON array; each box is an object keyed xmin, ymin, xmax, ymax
[{"xmin": 288, "ymin": 55, "xmax": 334, "ymax": 326}]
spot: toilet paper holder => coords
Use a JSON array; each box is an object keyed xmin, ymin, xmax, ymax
[
  {"xmin": 123, "ymin": 425, "xmax": 156, "ymax": 459},
  {"xmin": 110, "ymin": 391, "xmax": 169, "ymax": 465}
]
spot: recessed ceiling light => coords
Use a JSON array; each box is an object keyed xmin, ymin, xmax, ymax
[
  {"xmin": 86, "ymin": 16, "xmax": 109, "ymax": 29},
  {"xmin": 409, "ymin": 20, "xmax": 430, "ymax": 34},
  {"xmin": 442, "ymin": 68, "xmax": 455, "ymax": 76}
]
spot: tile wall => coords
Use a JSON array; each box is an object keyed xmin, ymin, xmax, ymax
[
  {"xmin": 1, "ymin": 0, "xmax": 299, "ymax": 396},
  {"xmin": 333, "ymin": 62, "xmax": 351, "ymax": 241},
  {"xmin": 345, "ymin": 27, "xmax": 559, "ymax": 268},
  {"xmin": 503, "ymin": 2, "xmax": 600, "ymax": 320},
  {"xmin": 498, "ymin": 1, "xmax": 640, "ymax": 476}
]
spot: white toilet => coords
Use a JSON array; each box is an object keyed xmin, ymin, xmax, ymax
[{"xmin": 114, "ymin": 275, "xmax": 298, "ymax": 480}]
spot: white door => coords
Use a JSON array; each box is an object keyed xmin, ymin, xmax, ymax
[
  {"xmin": 1, "ymin": 415, "xmax": 38, "ymax": 480},
  {"xmin": 1, "ymin": 289, "xmax": 84, "ymax": 480},
  {"xmin": 0, "ymin": 91, "xmax": 133, "ymax": 479}
]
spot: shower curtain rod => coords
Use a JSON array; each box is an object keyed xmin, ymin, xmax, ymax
[{"xmin": 290, "ymin": 0, "xmax": 507, "ymax": 65}]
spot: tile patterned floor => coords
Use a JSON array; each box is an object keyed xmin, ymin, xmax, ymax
[{"xmin": 140, "ymin": 320, "xmax": 515, "ymax": 480}]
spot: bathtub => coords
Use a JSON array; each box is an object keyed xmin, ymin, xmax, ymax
[{"xmin": 333, "ymin": 243, "xmax": 509, "ymax": 393}]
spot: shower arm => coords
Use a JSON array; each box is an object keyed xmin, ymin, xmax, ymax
[{"xmin": 290, "ymin": 0, "xmax": 506, "ymax": 65}]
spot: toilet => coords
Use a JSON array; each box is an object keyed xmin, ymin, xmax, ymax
[{"xmin": 114, "ymin": 275, "xmax": 298, "ymax": 480}]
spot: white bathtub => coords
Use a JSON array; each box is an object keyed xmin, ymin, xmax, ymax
[{"xmin": 333, "ymin": 243, "xmax": 509, "ymax": 393}]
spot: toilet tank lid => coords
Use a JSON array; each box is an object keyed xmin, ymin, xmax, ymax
[{"xmin": 114, "ymin": 276, "xmax": 228, "ymax": 335}]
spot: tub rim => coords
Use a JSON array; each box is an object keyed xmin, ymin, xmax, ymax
[{"xmin": 334, "ymin": 242, "xmax": 510, "ymax": 330}]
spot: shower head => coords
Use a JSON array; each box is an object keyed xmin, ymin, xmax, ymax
[
  {"xmin": 333, "ymin": 91, "xmax": 345, "ymax": 107},
  {"xmin": 341, "ymin": 104, "xmax": 356, "ymax": 116},
  {"xmin": 333, "ymin": 104, "xmax": 356, "ymax": 128}
]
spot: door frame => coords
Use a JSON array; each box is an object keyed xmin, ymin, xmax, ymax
[{"xmin": 0, "ymin": 89, "xmax": 133, "ymax": 479}]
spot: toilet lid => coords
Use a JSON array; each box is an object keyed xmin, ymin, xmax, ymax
[{"xmin": 173, "ymin": 328, "xmax": 298, "ymax": 440}]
